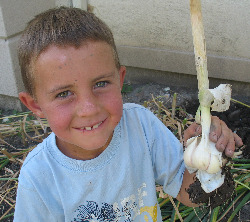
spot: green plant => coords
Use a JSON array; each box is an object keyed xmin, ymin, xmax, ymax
[{"xmin": 121, "ymin": 83, "xmax": 133, "ymax": 93}]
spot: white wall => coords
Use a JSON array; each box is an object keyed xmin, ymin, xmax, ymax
[
  {"xmin": 89, "ymin": 0, "xmax": 250, "ymax": 83},
  {"xmin": 90, "ymin": 0, "xmax": 249, "ymax": 59},
  {"xmin": 0, "ymin": 0, "xmax": 55, "ymax": 110}
]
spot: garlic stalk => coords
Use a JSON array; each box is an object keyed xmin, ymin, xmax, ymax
[{"xmin": 183, "ymin": 0, "xmax": 232, "ymax": 193}]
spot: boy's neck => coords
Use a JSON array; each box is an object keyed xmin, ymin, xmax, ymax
[{"xmin": 55, "ymin": 134, "xmax": 113, "ymax": 160}]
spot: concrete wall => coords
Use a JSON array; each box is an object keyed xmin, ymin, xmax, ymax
[
  {"xmin": 89, "ymin": 0, "xmax": 250, "ymax": 99},
  {"xmin": 0, "ymin": 0, "xmax": 55, "ymax": 110},
  {"xmin": 0, "ymin": 0, "xmax": 249, "ymax": 110}
]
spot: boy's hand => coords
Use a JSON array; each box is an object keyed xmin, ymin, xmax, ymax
[
  {"xmin": 179, "ymin": 116, "xmax": 243, "ymax": 207},
  {"xmin": 184, "ymin": 116, "xmax": 243, "ymax": 157}
]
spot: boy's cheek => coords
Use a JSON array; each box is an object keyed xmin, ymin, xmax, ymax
[{"xmin": 45, "ymin": 109, "xmax": 71, "ymax": 128}]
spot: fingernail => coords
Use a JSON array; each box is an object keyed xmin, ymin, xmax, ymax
[
  {"xmin": 227, "ymin": 150, "xmax": 233, "ymax": 157},
  {"xmin": 212, "ymin": 133, "xmax": 217, "ymax": 141}
]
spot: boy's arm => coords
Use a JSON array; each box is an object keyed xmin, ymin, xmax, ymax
[
  {"xmin": 176, "ymin": 116, "xmax": 243, "ymax": 207},
  {"xmin": 176, "ymin": 169, "xmax": 197, "ymax": 207}
]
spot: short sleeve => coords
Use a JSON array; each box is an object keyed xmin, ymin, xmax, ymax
[
  {"xmin": 147, "ymin": 114, "xmax": 186, "ymax": 197},
  {"xmin": 14, "ymin": 184, "xmax": 55, "ymax": 221}
]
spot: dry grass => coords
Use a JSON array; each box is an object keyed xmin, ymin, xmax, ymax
[{"xmin": 0, "ymin": 112, "xmax": 49, "ymax": 221}]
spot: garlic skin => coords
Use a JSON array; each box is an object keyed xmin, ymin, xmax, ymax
[
  {"xmin": 209, "ymin": 84, "xmax": 232, "ymax": 112},
  {"xmin": 196, "ymin": 170, "xmax": 225, "ymax": 193}
]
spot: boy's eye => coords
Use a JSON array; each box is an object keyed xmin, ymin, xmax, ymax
[
  {"xmin": 95, "ymin": 81, "xmax": 108, "ymax": 88},
  {"xmin": 56, "ymin": 90, "xmax": 72, "ymax": 98}
]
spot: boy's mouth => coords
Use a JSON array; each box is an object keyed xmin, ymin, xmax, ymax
[{"xmin": 78, "ymin": 121, "xmax": 103, "ymax": 131}]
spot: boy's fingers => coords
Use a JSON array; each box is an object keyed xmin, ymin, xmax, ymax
[
  {"xmin": 183, "ymin": 122, "xmax": 201, "ymax": 145},
  {"xmin": 185, "ymin": 116, "xmax": 243, "ymax": 157},
  {"xmin": 224, "ymin": 132, "xmax": 236, "ymax": 157},
  {"xmin": 209, "ymin": 116, "xmax": 222, "ymax": 143},
  {"xmin": 215, "ymin": 120, "xmax": 231, "ymax": 152},
  {"xmin": 210, "ymin": 117, "xmax": 243, "ymax": 157},
  {"xmin": 233, "ymin": 133, "xmax": 244, "ymax": 147},
  {"xmin": 222, "ymin": 132, "xmax": 243, "ymax": 157}
]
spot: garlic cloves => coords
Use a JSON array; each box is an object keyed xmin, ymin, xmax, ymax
[{"xmin": 184, "ymin": 136, "xmax": 222, "ymax": 175}]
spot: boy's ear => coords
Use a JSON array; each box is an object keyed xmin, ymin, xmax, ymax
[
  {"xmin": 19, "ymin": 92, "xmax": 45, "ymax": 118},
  {"xmin": 119, "ymin": 66, "xmax": 126, "ymax": 89}
]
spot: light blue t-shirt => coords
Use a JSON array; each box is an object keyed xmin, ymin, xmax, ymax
[{"xmin": 14, "ymin": 103, "xmax": 185, "ymax": 222}]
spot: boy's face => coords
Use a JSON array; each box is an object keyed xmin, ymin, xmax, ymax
[{"xmin": 20, "ymin": 41, "xmax": 126, "ymax": 160}]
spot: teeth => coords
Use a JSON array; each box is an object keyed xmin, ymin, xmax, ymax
[
  {"xmin": 82, "ymin": 121, "xmax": 103, "ymax": 131},
  {"xmin": 93, "ymin": 122, "xmax": 102, "ymax": 129}
]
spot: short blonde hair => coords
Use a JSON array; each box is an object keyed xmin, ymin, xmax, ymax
[{"xmin": 18, "ymin": 7, "xmax": 120, "ymax": 96}]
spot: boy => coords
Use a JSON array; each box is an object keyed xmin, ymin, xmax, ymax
[{"xmin": 14, "ymin": 7, "xmax": 242, "ymax": 221}]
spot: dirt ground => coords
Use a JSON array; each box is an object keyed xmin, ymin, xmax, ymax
[{"xmin": 122, "ymin": 82, "xmax": 198, "ymax": 108}]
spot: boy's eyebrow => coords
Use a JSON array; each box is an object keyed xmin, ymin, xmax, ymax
[
  {"xmin": 92, "ymin": 72, "xmax": 116, "ymax": 82},
  {"xmin": 48, "ymin": 85, "xmax": 73, "ymax": 95}
]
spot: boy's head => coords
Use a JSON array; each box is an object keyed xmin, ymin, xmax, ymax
[
  {"xmin": 18, "ymin": 6, "xmax": 120, "ymax": 97},
  {"xmin": 18, "ymin": 7, "xmax": 126, "ymax": 160}
]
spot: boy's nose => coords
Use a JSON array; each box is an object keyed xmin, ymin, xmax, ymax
[{"xmin": 76, "ymin": 94, "xmax": 100, "ymax": 117}]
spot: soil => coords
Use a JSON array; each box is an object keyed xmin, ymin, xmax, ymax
[
  {"xmin": 187, "ymin": 167, "xmax": 235, "ymax": 208},
  {"xmin": 0, "ymin": 82, "xmax": 249, "ymax": 221}
]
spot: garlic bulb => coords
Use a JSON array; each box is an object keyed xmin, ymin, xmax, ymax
[
  {"xmin": 184, "ymin": 136, "xmax": 222, "ymax": 174},
  {"xmin": 183, "ymin": 136, "xmax": 225, "ymax": 193}
]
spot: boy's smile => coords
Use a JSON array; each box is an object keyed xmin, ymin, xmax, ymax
[{"xmin": 20, "ymin": 41, "xmax": 126, "ymax": 160}]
